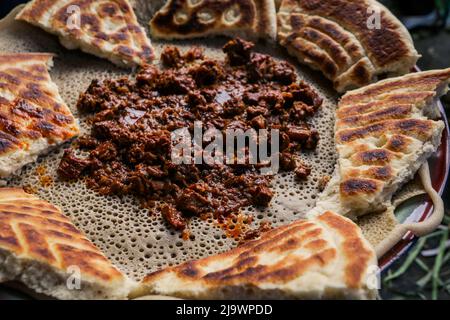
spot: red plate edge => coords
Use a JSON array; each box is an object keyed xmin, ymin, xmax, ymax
[{"xmin": 378, "ymin": 75, "xmax": 450, "ymax": 271}]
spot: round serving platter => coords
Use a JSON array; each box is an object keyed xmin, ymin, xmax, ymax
[{"xmin": 0, "ymin": 5, "xmax": 449, "ymax": 299}]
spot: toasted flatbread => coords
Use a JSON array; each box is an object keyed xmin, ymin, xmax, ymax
[
  {"xmin": 0, "ymin": 188, "xmax": 134, "ymax": 299},
  {"xmin": 277, "ymin": 0, "xmax": 420, "ymax": 92},
  {"xmin": 149, "ymin": 0, "xmax": 277, "ymax": 41},
  {"xmin": 16, "ymin": 0, "xmax": 154, "ymax": 67},
  {"xmin": 0, "ymin": 53, "xmax": 79, "ymax": 180},
  {"xmin": 313, "ymin": 69, "xmax": 449, "ymax": 219},
  {"xmin": 132, "ymin": 211, "xmax": 378, "ymax": 300}
]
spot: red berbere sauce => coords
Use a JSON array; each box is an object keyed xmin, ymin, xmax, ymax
[{"xmin": 58, "ymin": 39, "xmax": 322, "ymax": 231}]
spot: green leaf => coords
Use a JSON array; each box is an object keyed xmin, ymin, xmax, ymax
[
  {"xmin": 432, "ymin": 229, "xmax": 449, "ymax": 300},
  {"xmin": 384, "ymin": 237, "xmax": 428, "ymax": 282}
]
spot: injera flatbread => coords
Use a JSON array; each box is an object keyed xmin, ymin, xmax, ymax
[{"xmin": 0, "ymin": 2, "xmax": 426, "ymax": 282}]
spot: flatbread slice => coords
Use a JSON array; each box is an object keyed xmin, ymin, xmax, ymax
[
  {"xmin": 0, "ymin": 53, "xmax": 79, "ymax": 180},
  {"xmin": 0, "ymin": 188, "xmax": 135, "ymax": 299},
  {"xmin": 277, "ymin": 0, "xmax": 420, "ymax": 92},
  {"xmin": 132, "ymin": 211, "xmax": 378, "ymax": 300},
  {"xmin": 16, "ymin": 0, "xmax": 154, "ymax": 68},
  {"xmin": 149, "ymin": 0, "xmax": 277, "ymax": 41},
  {"xmin": 314, "ymin": 69, "xmax": 449, "ymax": 219}
]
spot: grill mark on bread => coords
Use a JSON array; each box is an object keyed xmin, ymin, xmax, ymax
[
  {"xmin": 15, "ymin": 0, "xmax": 56, "ymax": 20},
  {"xmin": 297, "ymin": 0, "xmax": 411, "ymax": 67},
  {"xmin": 351, "ymin": 149, "xmax": 396, "ymax": 166},
  {"xmin": 340, "ymin": 69, "xmax": 450, "ymax": 105},
  {"xmin": 340, "ymin": 178, "xmax": 380, "ymax": 197},
  {"xmin": 279, "ymin": 13, "xmax": 371, "ymax": 87},
  {"xmin": 0, "ymin": 131, "xmax": 20, "ymax": 153},
  {"xmin": 369, "ymin": 166, "xmax": 393, "ymax": 181},
  {"xmin": 318, "ymin": 212, "xmax": 373, "ymax": 289},
  {"xmin": 338, "ymin": 105, "xmax": 413, "ymax": 128},
  {"xmin": 0, "ymin": 222, "xmax": 21, "ymax": 251},
  {"xmin": 280, "ymin": 14, "xmax": 359, "ymax": 79},
  {"xmin": 337, "ymin": 92, "xmax": 435, "ymax": 117},
  {"xmin": 56, "ymin": 243, "xmax": 122, "ymax": 282},
  {"xmin": 296, "ymin": 27, "xmax": 351, "ymax": 72},
  {"xmin": 0, "ymin": 211, "xmax": 81, "ymax": 235},
  {"xmin": 255, "ymin": 0, "xmax": 272, "ymax": 35},
  {"xmin": 346, "ymin": 166, "xmax": 393, "ymax": 181},
  {"xmin": 291, "ymin": 14, "xmax": 366, "ymax": 62},
  {"xmin": 19, "ymin": 223, "xmax": 57, "ymax": 263},
  {"xmin": 384, "ymin": 134, "xmax": 411, "ymax": 153},
  {"xmin": 336, "ymin": 119, "xmax": 436, "ymax": 144},
  {"xmin": 287, "ymin": 36, "xmax": 338, "ymax": 78}
]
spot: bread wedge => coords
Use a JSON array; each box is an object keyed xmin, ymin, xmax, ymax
[
  {"xmin": 0, "ymin": 188, "xmax": 135, "ymax": 299},
  {"xmin": 16, "ymin": 0, "xmax": 154, "ymax": 68},
  {"xmin": 132, "ymin": 211, "xmax": 378, "ymax": 300},
  {"xmin": 314, "ymin": 69, "xmax": 449, "ymax": 219},
  {"xmin": 0, "ymin": 53, "xmax": 79, "ymax": 180},
  {"xmin": 277, "ymin": 0, "xmax": 420, "ymax": 92}
]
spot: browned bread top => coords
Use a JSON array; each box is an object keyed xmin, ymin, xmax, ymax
[
  {"xmin": 339, "ymin": 68, "xmax": 450, "ymax": 107},
  {"xmin": 150, "ymin": 0, "xmax": 277, "ymax": 41},
  {"xmin": 277, "ymin": 0, "xmax": 420, "ymax": 92},
  {"xmin": 331, "ymin": 69, "xmax": 450, "ymax": 217},
  {"xmin": 16, "ymin": 0, "xmax": 154, "ymax": 67},
  {"xmin": 0, "ymin": 53, "xmax": 79, "ymax": 178},
  {"xmin": 0, "ymin": 188, "xmax": 126, "ymax": 284},
  {"xmin": 134, "ymin": 211, "xmax": 377, "ymax": 300},
  {"xmin": 280, "ymin": 0, "xmax": 418, "ymax": 68}
]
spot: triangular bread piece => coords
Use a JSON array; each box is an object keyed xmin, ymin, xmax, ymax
[
  {"xmin": 0, "ymin": 53, "xmax": 79, "ymax": 180},
  {"xmin": 132, "ymin": 211, "xmax": 378, "ymax": 300},
  {"xmin": 277, "ymin": 0, "xmax": 420, "ymax": 92},
  {"xmin": 150, "ymin": 0, "xmax": 277, "ymax": 41},
  {"xmin": 0, "ymin": 188, "xmax": 135, "ymax": 299},
  {"xmin": 314, "ymin": 69, "xmax": 449, "ymax": 219},
  {"xmin": 16, "ymin": 0, "xmax": 154, "ymax": 67}
]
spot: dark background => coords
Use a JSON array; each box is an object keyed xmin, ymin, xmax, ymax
[{"xmin": 0, "ymin": 0, "xmax": 449, "ymax": 300}]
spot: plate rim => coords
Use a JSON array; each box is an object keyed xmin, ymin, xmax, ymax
[{"xmin": 379, "ymin": 75, "xmax": 450, "ymax": 271}]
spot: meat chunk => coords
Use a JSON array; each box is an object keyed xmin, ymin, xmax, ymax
[
  {"xmin": 136, "ymin": 65, "xmax": 161, "ymax": 86},
  {"xmin": 251, "ymin": 185, "xmax": 274, "ymax": 206},
  {"xmin": 189, "ymin": 60, "xmax": 224, "ymax": 87},
  {"xmin": 290, "ymin": 101, "xmax": 316, "ymax": 121},
  {"xmin": 161, "ymin": 204, "xmax": 187, "ymax": 230},
  {"xmin": 91, "ymin": 142, "xmax": 118, "ymax": 162},
  {"xmin": 248, "ymin": 53, "xmax": 297, "ymax": 84},
  {"xmin": 58, "ymin": 150, "xmax": 91, "ymax": 180},
  {"xmin": 155, "ymin": 70, "xmax": 196, "ymax": 95},
  {"xmin": 160, "ymin": 46, "xmax": 182, "ymax": 68},
  {"xmin": 304, "ymin": 129, "xmax": 320, "ymax": 149},
  {"xmin": 294, "ymin": 162, "xmax": 311, "ymax": 180},
  {"xmin": 280, "ymin": 152, "xmax": 297, "ymax": 171},
  {"xmin": 287, "ymin": 126, "xmax": 311, "ymax": 142},
  {"xmin": 183, "ymin": 47, "xmax": 204, "ymax": 62},
  {"xmin": 223, "ymin": 38, "xmax": 254, "ymax": 66},
  {"xmin": 77, "ymin": 136, "xmax": 99, "ymax": 150},
  {"xmin": 250, "ymin": 115, "xmax": 267, "ymax": 129},
  {"xmin": 175, "ymin": 187, "xmax": 210, "ymax": 216},
  {"xmin": 242, "ymin": 221, "xmax": 272, "ymax": 241}
]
